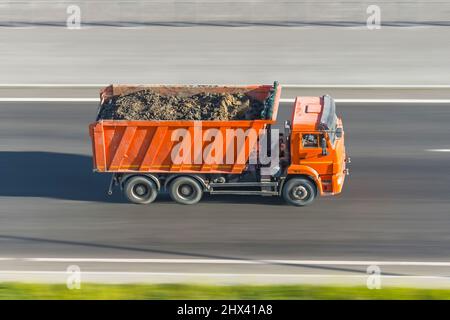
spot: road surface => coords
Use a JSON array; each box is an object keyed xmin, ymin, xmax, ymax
[
  {"xmin": 0, "ymin": 94, "xmax": 450, "ymax": 285},
  {"xmin": 3, "ymin": 0, "xmax": 449, "ymax": 26},
  {"xmin": 1, "ymin": 27, "xmax": 450, "ymax": 85}
]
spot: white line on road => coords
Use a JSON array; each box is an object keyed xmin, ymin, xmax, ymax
[
  {"xmin": 426, "ymin": 149, "xmax": 450, "ymax": 152},
  {"xmin": 0, "ymin": 98, "xmax": 98, "ymax": 102},
  {"xmin": 0, "ymin": 270, "xmax": 448, "ymax": 280},
  {"xmin": 279, "ymin": 98, "xmax": 450, "ymax": 103},
  {"xmin": 282, "ymin": 84, "xmax": 450, "ymax": 89},
  {"xmin": 336, "ymin": 99, "xmax": 450, "ymax": 103},
  {"xmin": 2, "ymin": 270, "xmax": 450, "ymax": 286},
  {"xmin": 2, "ymin": 257, "xmax": 450, "ymax": 266},
  {"xmin": 1, "ymin": 98, "xmax": 450, "ymax": 103},
  {"xmin": 0, "ymin": 84, "xmax": 108, "ymax": 88},
  {"xmin": 1, "ymin": 84, "xmax": 450, "ymax": 89}
]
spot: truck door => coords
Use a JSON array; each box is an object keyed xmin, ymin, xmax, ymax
[{"xmin": 297, "ymin": 132, "xmax": 333, "ymax": 176}]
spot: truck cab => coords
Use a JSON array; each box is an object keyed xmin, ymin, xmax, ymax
[{"xmin": 281, "ymin": 95, "xmax": 349, "ymax": 206}]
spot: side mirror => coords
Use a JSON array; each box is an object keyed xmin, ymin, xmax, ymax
[
  {"xmin": 284, "ymin": 120, "xmax": 291, "ymax": 130},
  {"xmin": 321, "ymin": 137, "xmax": 328, "ymax": 156},
  {"xmin": 336, "ymin": 127, "xmax": 343, "ymax": 139}
]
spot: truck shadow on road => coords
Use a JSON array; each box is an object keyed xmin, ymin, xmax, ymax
[
  {"xmin": 0, "ymin": 151, "xmax": 283, "ymax": 206},
  {"xmin": 0, "ymin": 151, "xmax": 124, "ymax": 203},
  {"xmin": 0, "ymin": 151, "xmax": 283, "ymax": 205},
  {"xmin": 0, "ymin": 151, "xmax": 310, "ymax": 206},
  {"xmin": 156, "ymin": 193, "xmax": 285, "ymax": 206}
]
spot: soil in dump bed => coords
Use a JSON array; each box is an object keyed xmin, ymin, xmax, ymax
[{"xmin": 98, "ymin": 90, "xmax": 266, "ymax": 121}]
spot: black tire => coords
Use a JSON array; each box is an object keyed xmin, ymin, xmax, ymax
[
  {"xmin": 168, "ymin": 176, "xmax": 203, "ymax": 205},
  {"xmin": 282, "ymin": 178, "xmax": 316, "ymax": 206},
  {"xmin": 124, "ymin": 176, "xmax": 158, "ymax": 204}
]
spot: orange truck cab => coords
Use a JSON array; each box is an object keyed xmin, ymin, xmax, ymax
[
  {"xmin": 89, "ymin": 83, "xmax": 349, "ymax": 206},
  {"xmin": 282, "ymin": 95, "xmax": 349, "ymax": 205}
]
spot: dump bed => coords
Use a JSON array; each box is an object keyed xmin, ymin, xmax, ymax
[{"xmin": 89, "ymin": 83, "xmax": 281, "ymax": 174}]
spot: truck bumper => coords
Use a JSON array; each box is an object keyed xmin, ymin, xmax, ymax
[{"xmin": 322, "ymin": 165, "xmax": 348, "ymax": 196}]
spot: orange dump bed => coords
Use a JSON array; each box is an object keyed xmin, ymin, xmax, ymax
[{"xmin": 89, "ymin": 84, "xmax": 281, "ymax": 174}]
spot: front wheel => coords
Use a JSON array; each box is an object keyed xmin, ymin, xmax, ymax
[
  {"xmin": 169, "ymin": 176, "xmax": 203, "ymax": 205},
  {"xmin": 124, "ymin": 176, "xmax": 158, "ymax": 204},
  {"xmin": 282, "ymin": 178, "xmax": 316, "ymax": 206}
]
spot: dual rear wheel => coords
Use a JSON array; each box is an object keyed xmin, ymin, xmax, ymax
[
  {"xmin": 124, "ymin": 176, "xmax": 158, "ymax": 204},
  {"xmin": 124, "ymin": 175, "xmax": 203, "ymax": 205},
  {"xmin": 168, "ymin": 176, "xmax": 203, "ymax": 205}
]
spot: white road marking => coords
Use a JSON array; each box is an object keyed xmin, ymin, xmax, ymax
[
  {"xmin": 280, "ymin": 98, "xmax": 450, "ymax": 103},
  {"xmin": 2, "ymin": 97, "xmax": 447, "ymax": 103},
  {"xmin": 282, "ymin": 84, "xmax": 450, "ymax": 89},
  {"xmin": 0, "ymin": 257, "xmax": 449, "ymax": 266},
  {"xmin": 336, "ymin": 99, "xmax": 450, "ymax": 103},
  {"xmin": 0, "ymin": 270, "xmax": 448, "ymax": 280},
  {"xmin": 0, "ymin": 97, "xmax": 449, "ymax": 104},
  {"xmin": 1, "ymin": 84, "xmax": 450, "ymax": 89},
  {"xmin": 426, "ymin": 149, "xmax": 450, "ymax": 152},
  {"xmin": 0, "ymin": 84, "xmax": 108, "ymax": 88},
  {"xmin": 2, "ymin": 270, "xmax": 450, "ymax": 286},
  {"xmin": 0, "ymin": 98, "xmax": 98, "ymax": 102},
  {"xmin": 2, "ymin": 259, "xmax": 450, "ymax": 285}
]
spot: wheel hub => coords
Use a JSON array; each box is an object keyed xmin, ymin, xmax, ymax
[
  {"xmin": 292, "ymin": 185, "xmax": 308, "ymax": 200},
  {"xmin": 179, "ymin": 184, "xmax": 194, "ymax": 197},
  {"xmin": 134, "ymin": 184, "xmax": 148, "ymax": 196}
]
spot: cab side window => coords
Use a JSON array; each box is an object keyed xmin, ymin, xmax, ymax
[{"xmin": 302, "ymin": 134, "xmax": 319, "ymax": 148}]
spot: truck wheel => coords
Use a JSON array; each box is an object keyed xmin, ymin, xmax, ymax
[
  {"xmin": 169, "ymin": 176, "xmax": 203, "ymax": 205},
  {"xmin": 124, "ymin": 176, "xmax": 158, "ymax": 204},
  {"xmin": 282, "ymin": 178, "xmax": 316, "ymax": 206}
]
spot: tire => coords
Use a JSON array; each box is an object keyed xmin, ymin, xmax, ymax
[
  {"xmin": 168, "ymin": 176, "xmax": 203, "ymax": 205},
  {"xmin": 282, "ymin": 178, "xmax": 316, "ymax": 206},
  {"xmin": 124, "ymin": 176, "xmax": 158, "ymax": 204}
]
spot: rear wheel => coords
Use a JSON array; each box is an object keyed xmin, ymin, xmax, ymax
[
  {"xmin": 282, "ymin": 178, "xmax": 316, "ymax": 206},
  {"xmin": 169, "ymin": 176, "xmax": 203, "ymax": 205},
  {"xmin": 124, "ymin": 176, "xmax": 158, "ymax": 204}
]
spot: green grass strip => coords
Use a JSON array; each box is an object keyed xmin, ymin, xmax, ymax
[{"xmin": 1, "ymin": 283, "xmax": 450, "ymax": 300}]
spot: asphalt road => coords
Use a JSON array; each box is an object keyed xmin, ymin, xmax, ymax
[
  {"xmin": 4, "ymin": 0, "xmax": 449, "ymax": 26},
  {"xmin": 1, "ymin": 27, "xmax": 450, "ymax": 85},
  {"xmin": 0, "ymin": 99, "xmax": 450, "ymax": 284},
  {"xmin": 3, "ymin": 86, "xmax": 450, "ymax": 100}
]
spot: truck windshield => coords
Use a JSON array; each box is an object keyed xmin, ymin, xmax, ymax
[
  {"xmin": 320, "ymin": 95, "xmax": 338, "ymax": 145},
  {"xmin": 328, "ymin": 120, "xmax": 337, "ymax": 145}
]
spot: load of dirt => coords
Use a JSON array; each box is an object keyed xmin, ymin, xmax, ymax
[{"xmin": 98, "ymin": 90, "xmax": 265, "ymax": 121}]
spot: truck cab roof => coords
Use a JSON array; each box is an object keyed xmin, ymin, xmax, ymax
[{"xmin": 291, "ymin": 95, "xmax": 337, "ymax": 132}]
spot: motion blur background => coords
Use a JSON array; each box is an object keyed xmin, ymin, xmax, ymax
[
  {"xmin": 0, "ymin": 0, "xmax": 450, "ymax": 292},
  {"xmin": 2, "ymin": 0, "xmax": 450, "ymax": 25},
  {"xmin": 0, "ymin": 0, "xmax": 450, "ymax": 84}
]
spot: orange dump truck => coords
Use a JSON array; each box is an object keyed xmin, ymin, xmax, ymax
[{"xmin": 89, "ymin": 82, "xmax": 349, "ymax": 206}]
